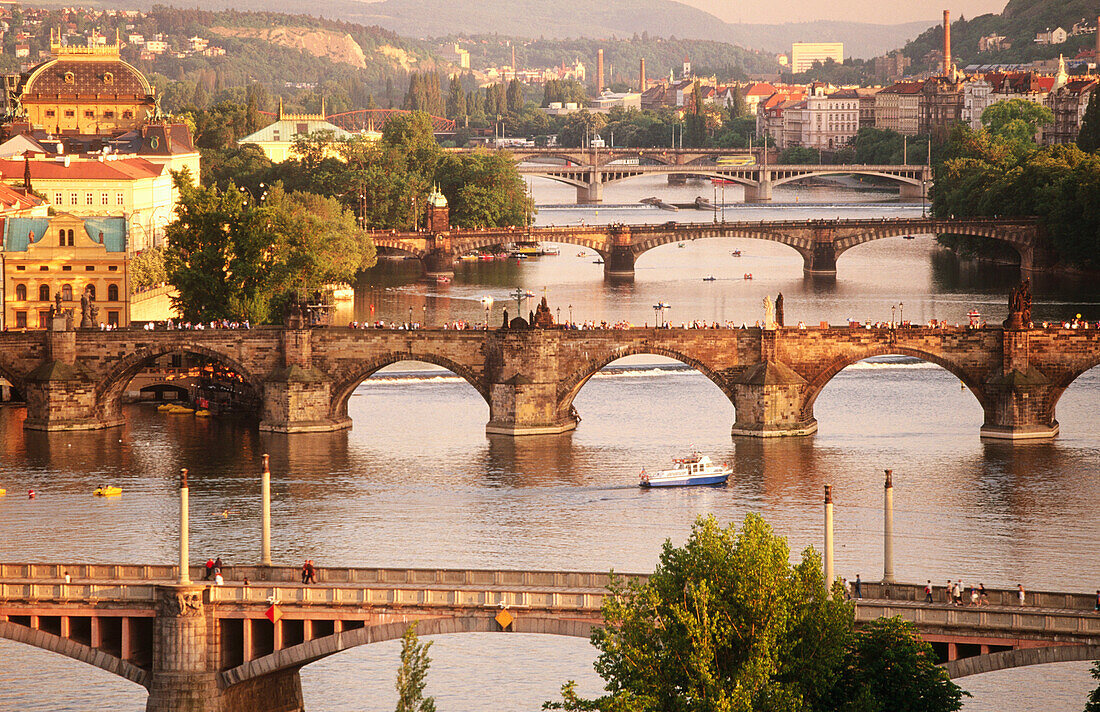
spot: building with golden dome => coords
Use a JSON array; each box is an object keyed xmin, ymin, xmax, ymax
[{"xmin": 9, "ymin": 32, "xmax": 158, "ymax": 136}]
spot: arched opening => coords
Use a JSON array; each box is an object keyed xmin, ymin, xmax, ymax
[
  {"xmin": 57, "ymin": 229, "xmax": 65, "ymax": 246},
  {"xmin": 107, "ymin": 284, "xmax": 119, "ymax": 302},
  {"xmin": 85, "ymin": 284, "xmax": 96, "ymax": 301},
  {"xmin": 0, "ymin": 638, "xmax": 146, "ymax": 710},
  {"xmin": 61, "ymin": 284, "xmax": 73, "ymax": 301},
  {"xmin": 67, "ymin": 229, "xmax": 75, "ymax": 246},
  {"xmin": 38, "ymin": 284, "xmax": 49, "ymax": 302},
  {"xmin": 561, "ymin": 352, "xmax": 736, "ymax": 461},
  {"xmin": 804, "ymin": 353, "xmax": 985, "ymax": 438},
  {"xmin": 330, "ymin": 358, "xmax": 489, "ymax": 440},
  {"xmin": 97, "ymin": 348, "xmax": 261, "ymax": 423},
  {"xmin": 15, "ymin": 283, "xmax": 26, "ymax": 301},
  {"xmin": 1046, "ymin": 363, "xmax": 1100, "ymax": 442},
  {"xmin": 948, "ymin": 658, "xmax": 1095, "ymax": 703}
]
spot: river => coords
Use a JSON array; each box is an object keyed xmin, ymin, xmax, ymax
[{"xmin": 1, "ymin": 177, "xmax": 1098, "ymax": 711}]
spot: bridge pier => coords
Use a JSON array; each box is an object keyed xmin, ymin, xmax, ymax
[
  {"xmin": 576, "ymin": 180, "xmax": 603, "ymax": 204},
  {"xmin": 730, "ymin": 361, "xmax": 818, "ymax": 437},
  {"xmin": 486, "ymin": 331, "xmax": 578, "ymax": 436},
  {"xmin": 979, "ymin": 329, "xmax": 1058, "ymax": 441},
  {"xmin": 259, "ymin": 329, "xmax": 350, "ymax": 434},
  {"xmin": 603, "ymin": 247, "xmax": 636, "ymax": 281},
  {"xmin": 743, "ymin": 180, "xmax": 773, "ymax": 202},
  {"xmin": 803, "ymin": 241, "xmax": 838, "ymax": 275},
  {"xmin": 899, "ymin": 182, "xmax": 926, "ymax": 200},
  {"xmin": 421, "ymin": 249, "xmax": 455, "ymax": 279},
  {"xmin": 24, "ymin": 321, "xmax": 122, "ymax": 431}
]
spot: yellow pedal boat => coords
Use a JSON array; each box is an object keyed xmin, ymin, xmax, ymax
[{"xmin": 94, "ymin": 486, "xmax": 122, "ymax": 497}]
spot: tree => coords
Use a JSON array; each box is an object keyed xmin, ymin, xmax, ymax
[
  {"xmin": 1078, "ymin": 90, "xmax": 1100, "ymax": 153},
  {"xmin": 447, "ymin": 74, "xmax": 467, "ymax": 120},
  {"xmin": 549, "ymin": 514, "xmax": 853, "ymax": 712},
  {"xmin": 129, "ymin": 246, "xmax": 167, "ymax": 293},
  {"xmin": 728, "ymin": 84, "xmax": 748, "ymax": 119},
  {"xmin": 506, "ymin": 78, "xmax": 525, "ymax": 114},
  {"xmin": 436, "ymin": 150, "xmax": 534, "ymax": 228},
  {"xmin": 395, "ymin": 623, "xmax": 436, "ymax": 712},
  {"xmin": 826, "ymin": 617, "xmax": 967, "ymax": 712},
  {"xmin": 980, "ymin": 98, "xmax": 1053, "ymax": 147}
]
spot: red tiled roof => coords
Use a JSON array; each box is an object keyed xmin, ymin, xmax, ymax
[{"xmin": 0, "ymin": 157, "xmax": 165, "ymax": 181}]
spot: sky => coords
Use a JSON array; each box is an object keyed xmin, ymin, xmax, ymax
[{"xmin": 677, "ymin": 0, "xmax": 1009, "ymax": 25}]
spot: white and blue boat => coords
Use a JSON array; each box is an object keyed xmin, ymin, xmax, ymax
[{"xmin": 639, "ymin": 454, "xmax": 731, "ymax": 488}]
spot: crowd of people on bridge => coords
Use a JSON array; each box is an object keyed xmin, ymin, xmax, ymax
[{"xmin": 142, "ymin": 319, "xmax": 252, "ymax": 331}]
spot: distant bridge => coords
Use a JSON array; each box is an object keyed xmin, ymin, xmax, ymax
[
  {"xmin": 259, "ymin": 109, "xmax": 457, "ymax": 133},
  {"xmin": 2, "ymin": 563, "xmax": 1098, "ymax": 711},
  {"xmin": 370, "ymin": 217, "xmax": 1047, "ymax": 278},
  {"xmin": 447, "ymin": 147, "xmax": 931, "ymax": 203}
]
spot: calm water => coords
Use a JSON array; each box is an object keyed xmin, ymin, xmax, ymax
[{"xmin": 1, "ymin": 179, "xmax": 1098, "ymax": 711}]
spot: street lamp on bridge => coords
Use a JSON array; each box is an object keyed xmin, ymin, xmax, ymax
[
  {"xmin": 481, "ymin": 295, "xmax": 494, "ymax": 329},
  {"xmin": 568, "ymin": 304, "xmax": 573, "ymax": 324}
]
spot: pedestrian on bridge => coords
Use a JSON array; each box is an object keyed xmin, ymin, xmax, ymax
[
  {"xmin": 203, "ymin": 558, "xmax": 215, "ymax": 581},
  {"xmin": 853, "ymin": 574, "xmax": 862, "ymax": 599},
  {"xmin": 924, "ymin": 580, "xmax": 933, "ymax": 603},
  {"xmin": 1017, "ymin": 584, "xmax": 1026, "ymax": 606},
  {"xmin": 1094, "ymin": 590, "xmax": 1099, "ymax": 611}
]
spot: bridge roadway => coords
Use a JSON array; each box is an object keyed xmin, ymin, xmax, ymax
[
  {"xmin": 1, "ymin": 563, "xmax": 1098, "ymax": 711},
  {"xmin": 2, "ymin": 321, "xmax": 1096, "ymax": 440},
  {"xmin": 448, "ymin": 147, "xmax": 930, "ymax": 203},
  {"xmin": 370, "ymin": 217, "xmax": 1048, "ymax": 279}
]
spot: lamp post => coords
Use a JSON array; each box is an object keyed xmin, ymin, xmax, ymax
[
  {"xmin": 899, "ymin": 302, "xmax": 904, "ymax": 326},
  {"xmin": 556, "ymin": 307, "xmax": 561, "ymax": 324},
  {"xmin": 568, "ymin": 304, "xmax": 573, "ymax": 324},
  {"xmin": 408, "ymin": 306, "xmax": 413, "ymax": 328},
  {"xmin": 423, "ymin": 304, "xmax": 427, "ymax": 328},
  {"xmin": 653, "ymin": 304, "xmax": 661, "ymax": 327},
  {"xmin": 481, "ymin": 295, "xmax": 494, "ymax": 328},
  {"xmin": 891, "ymin": 304, "xmax": 896, "ymax": 328}
]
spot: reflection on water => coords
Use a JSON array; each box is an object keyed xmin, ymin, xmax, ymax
[{"xmin": 1, "ymin": 183, "xmax": 1098, "ymax": 711}]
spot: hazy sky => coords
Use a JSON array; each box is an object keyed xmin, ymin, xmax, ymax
[{"xmin": 678, "ymin": 0, "xmax": 1009, "ymax": 25}]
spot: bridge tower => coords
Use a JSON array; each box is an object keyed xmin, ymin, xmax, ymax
[{"xmin": 980, "ymin": 326, "xmax": 1059, "ymax": 441}]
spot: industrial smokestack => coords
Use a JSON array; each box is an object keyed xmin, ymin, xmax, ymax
[
  {"xmin": 639, "ymin": 58, "xmax": 646, "ymax": 92},
  {"xmin": 597, "ymin": 49, "xmax": 605, "ymax": 92},
  {"xmin": 943, "ymin": 9, "xmax": 952, "ymax": 77}
]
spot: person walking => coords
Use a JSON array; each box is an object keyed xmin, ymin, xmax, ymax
[
  {"xmin": 305, "ymin": 560, "xmax": 317, "ymax": 584},
  {"xmin": 970, "ymin": 586, "xmax": 979, "ymax": 606},
  {"xmin": 213, "ymin": 557, "xmax": 223, "ymax": 579},
  {"xmin": 946, "ymin": 579, "xmax": 954, "ymax": 605},
  {"xmin": 301, "ymin": 560, "xmax": 309, "ymax": 584},
  {"xmin": 203, "ymin": 558, "xmax": 215, "ymax": 581},
  {"xmin": 979, "ymin": 583, "xmax": 989, "ymax": 607},
  {"xmin": 1017, "ymin": 584, "xmax": 1026, "ymax": 606},
  {"xmin": 853, "ymin": 574, "xmax": 862, "ymax": 599},
  {"xmin": 924, "ymin": 580, "xmax": 933, "ymax": 603}
]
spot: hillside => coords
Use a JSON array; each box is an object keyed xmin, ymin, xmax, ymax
[{"xmin": 902, "ymin": 0, "xmax": 1098, "ymax": 70}]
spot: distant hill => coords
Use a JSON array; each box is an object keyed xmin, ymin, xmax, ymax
[
  {"xmin": 94, "ymin": 0, "xmax": 935, "ymax": 58},
  {"xmin": 902, "ymin": 0, "xmax": 1099, "ymax": 70}
]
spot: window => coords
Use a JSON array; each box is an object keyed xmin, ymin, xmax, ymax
[
  {"xmin": 107, "ymin": 310, "xmax": 119, "ymax": 326},
  {"xmin": 38, "ymin": 284, "xmax": 49, "ymax": 302},
  {"xmin": 85, "ymin": 266, "xmax": 95, "ymax": 271},
  {"xmin": 61, "ymin": 284, "xmax": 72, "ymax": 301},
  {"xmin": 107, "ymin": 284, "xmax": 119, "ymax": 301},
  {"xmin": 272, "ymin": 131, "xmax": 280, "ymax": 141},
  {"xmin": 15, "ymin": 311, "xmax": 26, "ymax": 328},
  {"xmin": 45, "ymin": 110, "xmax": 55, "ymax": 117},
  {"xmin": 54, "ymin": 192, "xmax": 62, "ymax": 204},
  {"xmin": 122, "ymin": 110, "xmax": 133, "ymax": 119},
  {"xmin": 62, "ymin": 266, "xmax": 71, "ymax": 271},
  {"xmin": 85, "ymin": 285, "xmax": 96, "ymax": 301},
  {"xmin": 116, "ymin": 193, "xmax": 124, "ymax": 205},
  {"xmin": 39, "ymin": 266, "xmax": 48, "ymax": 271},
  {"xmin": 103, "ymin": 111, "xmax": 114, "ymax": 119},
  {"xmin": 108, "ymin": 265, "xmax": 118, "ymax": 271},
  {"xmin": 67, "ymin": 229, "xmax": 74, "ymax": 246},
  {"xmin": 70, "ymin": 193, "xmax": 78, "ymax": 205},
  {"xmin": 58, "ymin": 229, "xmax": 66, "ymax": 246},
  {"xmin": 296, "ymin": 123, "xmax": 308, "ymax": 135},
  {"xmin": 84, "ymin": 110, "xmax": 95, "ymax": 118},
  {"xmin": 15, "ymin": 266, "xmax": 25, "ymax": 271},
  {"xmin": 86, "ymin": 193, "xmax": 93, "ymax": 205},
  {"xmin": 64, "ymin": 71, "xmax": 74, "ymax": 84},
  {"xmin": 38, "ymin": 311, "xmax": 49, "ymax": 328},
  {"xmin": 15, "ymin": 284, "xmax": 26, "ymax": 301},
  {"xmin": 64, "ymin": 110, "xmax": 75, "ymax": 118},
  {"xmin": 101, "ymin": 193, "xmax": 109, "ymax": 205}
]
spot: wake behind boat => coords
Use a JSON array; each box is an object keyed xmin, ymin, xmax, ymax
[{"xmin": 639, "ymin": 454, "xmax": 731, "ymax": 487}]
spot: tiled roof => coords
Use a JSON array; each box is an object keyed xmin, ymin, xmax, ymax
[
  {"xmin": 4, "ymin": 214, "xmax": 127, "ymax": 252},
  {"xmin": 19, "ymin": 57, "xmax": 152, "ymax": 98},
  {"xmin": 239, "ymin": 118, "xmax": 350, "ymax": 144},
  {"xmin": 0, "ymin": 157, "xmax": 164, "ymax": 181}
]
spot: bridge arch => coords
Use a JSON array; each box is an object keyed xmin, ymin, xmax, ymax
[
  {"xmin": 942, "ymin": 644, "xmax": 1100, "ymax": 679},
  {"xmin": 771, "ymin": 169, "xmax": 922, "ymax": 189},
  {"xmin": 329, "ymin": 352, "xmax": 490, "ymax": 421},
  {"xmin": 219, "ymin": 615, "xmax": 594, "ymax": 689},
  {"xmin": 556, "ymin": 345, "xmax": 735, "ymax": 423},
  {"xmin": 799, "ymin": 347, "xmax": 988, "ymax": 424},
  {"xmin": 95, "ymin": 345, "xmax": 263, "ymax": 418},
  {"xmin": 601, "ymin": 170, "xmax": 756, "ymax": 189},
  {"xmin": 522, "ymin": 173, "xmax": 589, "ymax": 190},
  {"xmin": 0, "ymin": 620, "xmax": 149, "ymax": 688}
]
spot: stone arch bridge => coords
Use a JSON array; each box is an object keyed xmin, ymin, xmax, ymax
[
  {"xmin": 1, "ymin": 563, "xmax": 1097, "ymax": 712},
  {"xmin": 2, "ymin": 321, "xmax": 1098, "ymax": 441},
  {"xmin": 370, "ymin": 217, "xmax": 1047, "ymax": 279}
]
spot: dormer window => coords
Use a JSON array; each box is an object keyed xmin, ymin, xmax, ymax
[
  {"xmin": 63, "ymin": 71, "xmax": 74, "ymax": 84},
  {"xmin": 103, "ymin": 72, "xmax": 114, "ymax": 85}
]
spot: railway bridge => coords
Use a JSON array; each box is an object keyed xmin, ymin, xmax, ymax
[
  {"xmin": 0, "ymin": 314, "xmax": 1097, "ymax": 441},
  {"xmin": 370, "ymin": 217, "xmax": 1047, "ymax": 279},
  {"xmin": 1, "ymin": 563, "xmax": 1097, "ymax": 712}
]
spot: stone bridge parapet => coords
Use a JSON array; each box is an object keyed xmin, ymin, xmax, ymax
[{"xmin": 1, "ymin": 323, "xmax": 1096, "ymax": 441}]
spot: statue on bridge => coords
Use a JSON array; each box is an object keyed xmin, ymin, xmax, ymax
[
  {"xmin": 1003, "ymin": 278, "xmax": 1032, "ymax": 330},
  {"xmin": 775, "ymin": 292, "xmax": 784, "ymax": 328},
  {"xmin": 532, "ymin": 297, "xmax": 555, "ymax": 328},
  {"xmin": 763, "ymin": 296, "xmax": 777, "ymax": 330},
  {"xmin": 79, "ymin": 289, "xmax": 98, "ymax": 329}
]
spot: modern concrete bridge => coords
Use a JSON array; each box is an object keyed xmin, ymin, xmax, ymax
[
  {"xmin": 1, "ymin": 319, "xmax": 1095, "ymax": 440},
  {"xmin": 448, "ymin": 147, "xmax": 930, "ymax": 203},
  {"xmin": 371, "ymin": 217, "xmax": 1047, "ymax": 279},
  {"xmin": 1, "ymin": 563, "xmax": 1097, "ymax": 712}
]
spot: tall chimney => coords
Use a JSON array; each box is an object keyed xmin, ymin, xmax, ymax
[
  {"xmin": 639, "ymin": 58, "xmax": 646, "ymax": 92},
  {"xmin": 597, "ymin": 49, "xmax": 605, "ymax": 93},
  {"xmin": 511, "ymin": 44, "xmax": 516, "ymax": 72},
  {"xmin": 943, "ymin": 9, "xmax": 952, "ymax": 77}
]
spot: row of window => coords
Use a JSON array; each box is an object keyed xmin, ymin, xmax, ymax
[
  {"xmin": 54, "ymin": 192, "xmax": 126, "ymax": 207},
  {"xmin": 13, "ymin": 265, "xmax": 118, "ymax": 272},
  {"xmin": 12, "ymin": 284, "xmax": 119, "ymax": 301},
  {"xmin": 43, "ymin": 109, "xmax": 134, "ymax": 120},
  {"xmin": 13, "ymin": 310, "xmax": 119, "ymax": 328}
]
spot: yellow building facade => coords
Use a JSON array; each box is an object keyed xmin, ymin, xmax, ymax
[
  {"xmin": 11, "ymin": 35, "xmax": 157, "ymax": 136},
  {"xmin": 2, "ymin": 214, "xmax": 129, "ymax": 329}
]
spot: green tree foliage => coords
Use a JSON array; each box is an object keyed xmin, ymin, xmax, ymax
[
  {"xmin": 558, "ymin": 111, "xmax": 608, "ymax": 147},
  {"xmin": 395, "ymin": 623, "xmax": 436, "ymax": 712},
  {"xmin": 436, "ymin": 150, "xmax": 534, "ymax": 227},
  {"xmin": 1084, "ymin": 660, "xmax": 1100, "ymax": 712},
  {"xmin": 542, "ymin": 79, "xmax": 589, "ymax": 108},
  {"xmin": 684, "ymin": 81, "xmax": 707, "ymax": 147},
  {"xmin": 852, "ymin": 127, "xmax": 932, "ymax": 165},
  {"xmin": 780, "ymin": 146, "xmax": 821, "ymax": 164},
  {"xmin": 447, "ymin": 74, "xmax": 467, "ymax": 120},
  {"xmin": 403, "ymin": 72, "xmax": 446, "ymax": 117},
  {"xmin": 934, "ymin": 124, "xmax": 1100, "ymax": 267},
  {"xmin": 164, "ymin": 171, "xmax": 375, "ymax": 323},
  {"xmin": 549, "ymin": 514, "xmax": 853, "ymax": 712},
  {"xmin": 980, "ymin": 98, "xmax": 1054, "ymax": 147},
  {"xmin": 728, "ymin": 85, "xmax": 748, "ymax": 119},
  {"xmin": 129, "ymin": 246, "xmax": 168, "ymax": 293},
  {"xmin": 506, "ymin": 78, "xmax": 525, "ymax": 114},
  {"xmin": 1077, "ymin": 91, "xmax": 1100, "ymax": 154},
  {"xmin": 483, "ymin": 83, "xmax": 508, "ymax": 118},
  {"xmin": 825, "ymin": 617, "xmax": 966, "ymax": 712}
]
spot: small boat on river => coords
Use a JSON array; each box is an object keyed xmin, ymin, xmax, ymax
[
  {"xmin": 639, "ymin": 454, "xmax": 731, "ymax": 488},
  {"xmin": 94, "ymin": 486, "xmax": 122, "ymax": 497}
]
